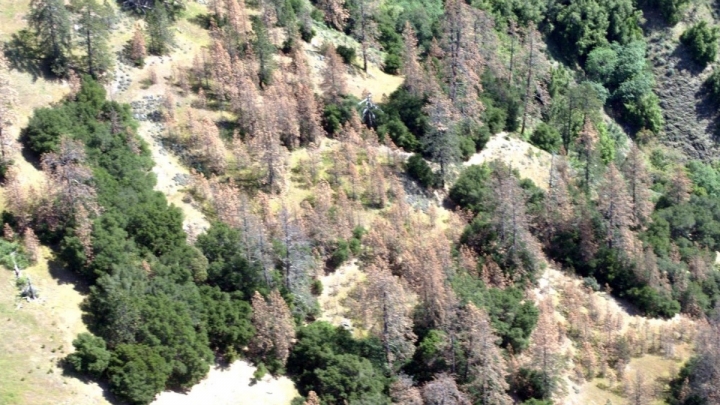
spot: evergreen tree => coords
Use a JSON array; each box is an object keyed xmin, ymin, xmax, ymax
[
  {"xmin": 252, "ymin": 18, "xmax": 277, "ymax": 88},
  {"xmin": 72, "ymin": 0, "xmax": 115, "ymax": 78},
  {"xmin": 146, "ymin": 4, "xmax": 174, "ymax": 55},
  {"xmin": 29, "ymin": 0, "xmax": 72, "ymax": 76}
]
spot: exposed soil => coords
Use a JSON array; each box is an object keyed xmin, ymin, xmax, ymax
[
  {"xmin": 152, "ymin": 360, "xmax": 298, "ymax": 405},
  {"xmin": 464, "ymin": 132, "xmax": 552, "ymax": 190}
]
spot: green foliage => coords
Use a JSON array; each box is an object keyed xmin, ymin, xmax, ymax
[
  {"xmin": 449, "ymin": 165, "xmax": 493, "ymax": 213},
  {"xmin": 253, "ymin": 362, "xmax": 268, "ymax": 380},
  {"xmin": 146, "ymin": 4, "xmax": 174, "ymax": 55},
  {"xmin": 406, "ymin": 154, "xmax": 437, "ymax": 188},
  {"xmin": 529, "ymin": 122, "xmax": 561, "ymax": 153},
  {"xmin": 481, "ymin": 71, "xmax": 521, "ymax": 133},
  {"xmin": 196, "ymin": 222, "xmax": 267, "ymax": 299},
  {"xmin": 549, "ymin": 0, "xmax": 641, "ymax": 60},
  {"xmin": 667, "ymin": 357, "xmax": 706, "ymax": 405},
  {"xmin": 586, "ymin": 46, "xmax": 619, "ymax": 84},
  {"xmin": 622, "ymin": 92, "xmax": 664, "ymax": 133},
  {"xmin": 687, "ymin": 161, "xmax": 720, "ymax": 197},
  {"xmin": 681, "ymin": 21, "xmax": 719, "ymax": 67},
  {"xmin": 510, "ymin": 368, "xmax": 554, "ymax": 402},
  {"xmin": 21, "ymin": 77, "xmax": 248, "ymax": 402},
  {"xmin": 71, "ymin": 0, "xmax": 115, "ymax": 78},
  {"xmin": 0, "ymin": 239, "xmax": 30, "ymax": 270},
  {"xmin": 323, "ymin": 97, "xmax": 359, "ymax": 136},
  {"xmin": 376, "ymin": 87, "xmax": 427, "ymax": 151},
  {"xmin": 329, "ymin": 239, "xmax": 350, "ymax": 268},
  {"xmin": 65, "ymin": 333, "xmax": 111, "ymax": 377},
  {"xmin": 28, "ymin": 0, "xmax": 72, "ymax": 76},
  {"xmin": 336, "ymin": 45, "xmax": 356, "ymax": 65},
  {"xmin": 252, "ymin": 18, "xmax": 278, "ymax": 87},
  {"xmin": 107, "ymin": 344, "xmax": 172, "ymax": 405},
  {"xmin": 452, "ymin": 273, "xmax": 539, "ymax": 350},
  {"xmin": 23, "ymin": 107, "xmax": 75, "ymax": 154},
  {"xmin": 383, "ymin": 53, "xmax": 401, "ymax": 74},
  {"xmin": 287, "ymin": 322, "xmax": 390, "ymax": 404},
  {"xmin": 199, "ymin": 286, "xmax": 255, "ymax": 355},
  {"xmin": 641, "ymin": 0, "xmax": 690, "ymax": 25},
  {"xmin": 704, "ymin": 67, "xmax": 720, "ymax": 104}
]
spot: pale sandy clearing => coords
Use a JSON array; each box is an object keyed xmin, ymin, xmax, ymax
[
  {"xmin": 317, "ymin": 259, "xmax": 365, "ymax": 330},
  {"xmin": 152, "ymin": 360, "xmax": 298, "ymax": 405},
  {"xmin": 464, "ymin": 133, "xmax": 553, "ymax": 190}
]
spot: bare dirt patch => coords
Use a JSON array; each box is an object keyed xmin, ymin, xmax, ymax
[
  {"xmin": 464, "ymin": 133, "xmax": 552, "ymax": 190},
  {"xmin": 152, "ymin": 360, "xmax": 298, "ymax": 405}
]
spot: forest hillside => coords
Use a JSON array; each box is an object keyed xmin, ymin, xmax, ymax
[{"xmin": 1, "ymin": 0, "xmax": 720, "ymax": 404}]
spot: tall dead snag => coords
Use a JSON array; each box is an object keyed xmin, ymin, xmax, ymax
[
  {"xmin": 422, "ymin": 374, "xmax": 471, "ymax": 405},
  {"xmin": 249, "ymin": 120, "xmax": 287, "ymax": 193},
  {"xmin": 130, "ymin": 25, "xmax": 147, "ymax": 66},
  {"xmin": 402, "ymin": 21, "xmax": 424, "ymax": 97},
  {"xmin": 23, "ymin": 228, "xmax": 41, "ymax": 264},
  {"xmin": 529, "ymin": 297, "xmax": 563, "ymax": 400},
  {"xmin": 520, "ymin": 23, "xmax": 549, "ymax": 135},
  {"xmin": 41, "ymin": 136, "xmax": 99, "ymax": 222},
  {"xmin": 666, "ymin": 166, "xmax": 691, "ymax": 205},
  {"xmin": 461, "ymin": 303, "xmax": 512, "ymax": 405},
  {"xmin": 224, "ymin": 0, "xmax": 249, "ymax": 48},
  {"xmin": 441, "ymin": 0, "xmax": 484, "ymax": 127},
  {"xmin": 292, "ymin": 49, "xmax": 323, "ymax": 145},
  {"xmin": 598, "ymin": 163, "xmax": 634, "ymax": 251},
  {"xmin": 303, "ymin": 391, "xmax": 321, "ymax": 405},
  {"xmin": 251, "ymin": 290, "xmax": 295, "ymax": 365},
  {"xmin": 317, "ymin": 0, "xmax": 347, "ymax": 30},
  {"xmin": 276, "ymin": 203, "xmax": 315, "ymax": 315},
  {"xmin": 491, "ymin": 163, "xmax": 536, "ymax": 275},
  {"xmin": 544, "ymin": 154, "xmax": 573, "ymax": 237},
  {"xmin": 423, "ymin": 92, "xmax": 460, "ymax": 187},
  {"xmin": 351, "ymin": 0, "xmax": 379, "ymax": 72},
  {"xmin": 391, "ymin": 374, "xmax": 423, "ymax": 405},
  {"xmin": 622, "ymin": 144, "xmax": 652, "ymax": 228},
  {"xmin": 624, "ymin": 371, "xmax": 652, "ymax": 405},
  {"xmin": 363, "ymin": 264, "xmax": 416, "ymax": 371},
  {"xmin": 320, "ymin": 44, "xmax": 347, "ymax": 104},
  {"xmin": 576, "ymin": 119, "xmax": 598, "ymax": 193}
]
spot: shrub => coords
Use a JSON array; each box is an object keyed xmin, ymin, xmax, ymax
[
  {"xmin": 336, "ymin": 45, "xmax": 356, "ymax": 65},
  {"xmin": 65, "ymin": 333, "xmax": 111, "ymax": 377},
  {"xmin": 529, "ymin": 122, "xmax": 561, "ymax": 153},
  {"xmin": 329, "ymin": 240, "xmax": 350, "ymax": 268},
  {"xmin": 253, "ymin": 362, "xmax": 268, "ymax": 380},
  {"xmin": 107, "ymin": 344, "xmax": 172, "ymax": 405},
  {"xmin": 510, "ymin": 368, "xmax": 554, "ymax": 402},
  {"xmin": 705, "ymin": 67, "xmax": 720, "ymax": 104},
  {"xmin": 299, "ymin": 24, "xmax": 315, "ymax": 42},
  {"xmin": 681, "ymin": 21, "xmax": 719, "ymax": 67},
  {"xmin": 406, "ymin": 154, "xmax": 437, "ymax": 189},
  {"xmin": 383, "ymin": 53, "xmax": 401, "ymax": 74}
]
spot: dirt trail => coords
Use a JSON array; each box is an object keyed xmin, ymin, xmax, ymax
[
  {"xmin": 464, "ymin": 133, "xmax": 552, "ymax": 190},
  {"xmin": 136, "ymin": 119, "xmax": 210, "ymax": 236}
]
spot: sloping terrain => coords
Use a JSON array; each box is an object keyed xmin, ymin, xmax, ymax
[
  {"xmin": 464, "ymin": 133, "xmax": 553, "ymax": 190},
  {"xmin": 644, "ymin": 4, "xmax": 720, "ymax": 160}
]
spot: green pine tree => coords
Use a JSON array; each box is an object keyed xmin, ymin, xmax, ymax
[
  {"xmin": 252, "ymin": 18, "xmax": 277, "ymax": 88},
  {"xmin": 146, "ymin": 4, "xmax": 174, "ymax": 55},
  {"xmin": 71, "ymin": 0, "xmax": 115, "ymax": 78},
  {"xmin": 29, "ymin": 0, "xmax": 72, "ymax": 76}
]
